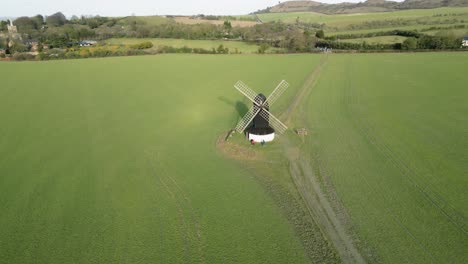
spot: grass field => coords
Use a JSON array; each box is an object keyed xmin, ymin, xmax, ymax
[
  {"xmin": 326, "ymin": 24, "xmax": 468, "ymax": 36},
  {"xmin": 296, "ymin": 53, "xmax": 468, "ymax": 263},
  {"xmin": 173, "ymin": 17, "xmax": 258, "ymax": 27},
  {"xmin": 0, "ymin": 52, "xmax": 467, "ymax": 264},
  {"xmin": 0, "ymin": 55, "xmax": 324, "ymax": 263},
  {"xmin": 258, "ymin": 7, "xmax": 468, "ymax": 26},
  {"xmin": 119, "ymin": 15, "xmax": 171, "ymax": 26},
  {"xmin": 106, "ymin": 38, "xmax": 282, "ymax": 53},
  {"xmin": 259, "ymin": 7, "xmax": 468, "ymax": 36},
  {"xmin": 339, "ymin": 35, "xmax": 408, "ymax": 44}
]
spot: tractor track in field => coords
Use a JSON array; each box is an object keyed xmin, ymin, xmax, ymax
[
  {"xmin": 146, "ymin": 152, "xmax": 206, "ymax": 264},
  {"xmin": 280, "ymin": 55, "xmax": 366, "ymax": 264},
  {"xmin": 343, "ymin": 60, "xmax": 467, "ymax": 235}
]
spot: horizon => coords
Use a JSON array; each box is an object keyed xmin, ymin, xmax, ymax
[{"xmin": 1, "ymin": 0, "xmax": 404, "ymax": 18}]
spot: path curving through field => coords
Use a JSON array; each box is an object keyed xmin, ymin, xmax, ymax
[{"xmin": 281, "ymin": 55, "xmax": 366, "ymax": 264}]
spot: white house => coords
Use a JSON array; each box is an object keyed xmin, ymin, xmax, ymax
[{"xmin": 463, "ymin": 37, "xmax": 468, "ymax": 47}]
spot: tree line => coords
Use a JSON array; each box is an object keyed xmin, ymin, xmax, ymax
[{"xmin": 1, "ymin": 12, "xmax": 467, "ymax": 60}]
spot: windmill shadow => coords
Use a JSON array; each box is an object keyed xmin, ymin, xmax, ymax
[{"xmin": 218, "ymin": 96, "xmax": 249, "ymax": 118}]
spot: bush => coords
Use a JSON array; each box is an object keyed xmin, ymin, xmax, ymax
[
  {"xmin": 10, "ymin": 42, "xmax": 29, "ymax": 53},
  {"xmin": 315, "ymin": 30, "xmax": 325, "ymax": 39},
  {"xmin": 258, "ymin": 43, "xmax": 270, "ymax": 54},
  {"xmin": 12, "ymin": 53, "xmax": 36, "ymax": 61},
  {"xmin": 216, "ymin": 44, "xmax": 229, "ymax": 54},
  {"xmin": 130, "ymin": 41, "xmax": 154, "ymax": 50},
  {"xmin": 402, "ymin": 37, "xmax": 418, "ymax": 50}
]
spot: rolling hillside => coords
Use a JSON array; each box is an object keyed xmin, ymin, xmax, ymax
[{"xmin": 256, "ymin": 0, "xmax": 468, "ymax": 14}]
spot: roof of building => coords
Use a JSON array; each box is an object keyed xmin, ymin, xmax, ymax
[{"xmin": 464, "ymin": 37, "xmax": 468, "ymax": 40}]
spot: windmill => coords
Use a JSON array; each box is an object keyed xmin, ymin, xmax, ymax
[{"xmin": 234, "ymin": 80, "xmax": 289, "ymax": 142}]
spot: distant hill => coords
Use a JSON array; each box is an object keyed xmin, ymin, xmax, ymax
[{"xmin": 255, "ymin": 0, "xmax": 468, "ymax": 14}]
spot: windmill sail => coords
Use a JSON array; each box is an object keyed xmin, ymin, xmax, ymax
[
  {"xmin": 265, "ymin": 80, "xmax": 289, "ymax": 106},
  {"xmin": 234, "ymin": 81, "xmax": 261, "ymax": 106},
  {"xmin": 259, "ymin": 109, "xmax": 287, "ymax": 134},
  {"xmin": 235, "ymin": 106, "xmax": 261, "ymax": 133}
]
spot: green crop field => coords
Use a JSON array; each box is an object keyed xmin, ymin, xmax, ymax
[
  {"xmin": 338, "ymin": 35, "xmax": 408, "ymax": 44},
  {"xmin": 0, "ymin": 52, "xmax": 467, "ymax": 264},
  {"xmin": 0, "ymin": 55, "xmax": 327, "ymax": 263},
  {"xmin": 295, "ymin": 53, "xmax": 468, "ymax": 263},
  {"xmin": 106, "ymin": 38, "xmax": 283, "ymax": 53}
]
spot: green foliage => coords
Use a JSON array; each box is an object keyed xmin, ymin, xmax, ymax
[
  {"xmin": 130, "ymin": 41, "xmax": 154, "ymax": 49},
  {"xmin": 258, "ymin": 43, "xmax": 270, "ymax": 54},
  {"xmin": 12, "ymin": 52, "xmax": 36, "ymax": 61},
  {"xmin": 9, "ymin": 42, "xmax": 29, "ymax": 53},
  {"xmin": 0, "ymin": 20, "xmax": 7, "ymax": 31},
  {"xmin": 43, "ymin": 34, "xmax": 68, "ymax": 48},
  {"xmin": 315, "ymin": 29, "xmax": 325, "ymax": 39},
  {"xmin": 417, "ymin": 33, "xmax": 461, "ymax": 49},
  {"xmin": 327, "ymin": 30, "xmax": 421, "ymax": 40},
  {"xmin": 402, "ymin": 37, "xmax": 418, "ymax": 49},
  {"xmin": 223, "ymin": 20, "xmax": 232, "ymax": 30},
  {"xmin": 46, "ymin": 12, "xmax": 67, "ymax": 26},
  {"xmin": 14, "ymin": 16, "xmax": 38, "ymax": 32},
  {"xmin": 216, "ymin": 44, "xmax": 229, "ymax": 54},
  {"xmin": 0, "ymin": 37, "xmax": 7, "ymax": 49},
  {"xmin": 31, "ymin": 15, "xmax": 44, "ymax": 28}
]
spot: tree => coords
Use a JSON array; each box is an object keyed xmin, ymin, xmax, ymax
[
  {"xmin": 402, "ymin": 37, "xmax": 417, "ymax": 50},
  {"xmin": 9, "ymin": 42, "xmax": 29, "ymax": 53},
  {"xmin": 315, "ymin": 30, "xmax": 325, "ymax": 39},
  {"xmin": 46, "ymin": 12, "xmax": 67, "ymax": 26},
  {"xmin": 224, "ymin": 20, "xmax": 232, "ymax": 31},
  {"xmin": 258, "ymin": 43, "xmax": 270, "ymax": 54},
  {"xmin": 70, "ymin": 15, "xmax": 80, "ymax": 22},
  {"xmin": 217, "ymin": 44, "xmax": 229, "ymax": 54},
  {"xmin": 0, "ymin": 37, "xmax": 7, "ymax": 49},
  {"xmin": 287, "ymin": 31, "xmax": 306, "ymax": 52},
  {"xmin": 14, "ymin": 17, "xmax": 37, "ymax": 31},
  {"xmin": 31, "ymin": 15, "xmax": 44, "ymax": 28},
  {"xmin": 0, "ymin": 20, "xmax": 8, "ymax": 32}
]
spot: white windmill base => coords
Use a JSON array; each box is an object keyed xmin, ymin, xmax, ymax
[{"xmin": 248, "ymin": 132, "xmax": 275, "ymax": 143}]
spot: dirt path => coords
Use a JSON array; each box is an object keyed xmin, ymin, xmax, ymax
[
  {"xmin": 280, "ymin": 55, "xmax": 328, "ymax": 124},
  {"xmin": 282, "ymin": 55, "xmax": 366, "ymax": 264}
]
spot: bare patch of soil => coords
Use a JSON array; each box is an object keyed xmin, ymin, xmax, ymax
[{"xmin": 216, "ymin": 133, "xmax": 265, "ymax": 162}]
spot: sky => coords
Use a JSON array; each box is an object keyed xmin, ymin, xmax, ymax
[{"xmin": 1, "ymin": 0, "xmax": 384, "ymax": 18}]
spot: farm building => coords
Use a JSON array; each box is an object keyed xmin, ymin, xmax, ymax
[{"xmin": 463, "ymin": 37, "xmax": 468, "ymax": 47}]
